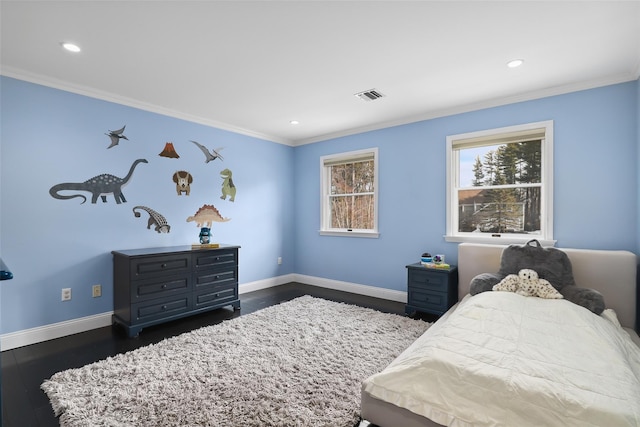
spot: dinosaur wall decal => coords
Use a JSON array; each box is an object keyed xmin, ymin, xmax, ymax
[
  {"xmin": 105, "ymin": 125, "xmax": 128, "ymax": 149},
  {"xmin": 49, "ymin": 159, "xmax": 148, "ymax": 204},
  {"xmin": 186, "ymin": 204, "xmax": 230, "ymax": 228},
  {"xmin": 220, "ymin": 168, "xmax": 236, "ymax": 202},
  {"xmin": 190, "ymin": 140, "xmax": 224, "ymax": 163},
  {"xmin": 133, "ymin": 206, "xmax": 170, "ymax": 233}
]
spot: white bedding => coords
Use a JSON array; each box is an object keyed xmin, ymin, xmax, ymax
[{"xmin": 362, "ymin": 292, "xmax": 640, "ymax": 427}]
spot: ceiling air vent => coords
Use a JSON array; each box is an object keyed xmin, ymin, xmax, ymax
[{"xmin": 354, "ymin": 89, "xmax": 385, "ymax": 102}]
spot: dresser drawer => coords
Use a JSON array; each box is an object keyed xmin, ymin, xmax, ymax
[
  {"xmin": 131, "ymin": 295, "xmax": 191, "ymax": 324},
  {"xmin": 130, "ymin": 254, "xmax": 191, "ymax": 279},
  {"xmin": 408, "ymin": 269, "xmax": 449, "ymax": 292},
  {"xmin": 193, "ymin": 249, "xmax": 237, "ymax": 270},
  {"xmin": 132, "ymin": 274, "xmax": 190, "ymax": 302},
  {"xmin": 194, "ymin": 268, "xmax": 237, "ymax": 289},
  {"xmin": 194, "ymin": 284, "xmax": 238, "ymax": 310},
  {"xmin": 408, "ymin": 288, "xmax": 448, "ymax": 313}
]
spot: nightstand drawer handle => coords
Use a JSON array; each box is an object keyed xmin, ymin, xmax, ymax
[
  {"xmin": 161, "ymin": 263, "xmax": 167, "ymax": 268},
  {"xmin": 161, "ymin": 305, "xmax": 167, "ymax": 310},
  {"xmin": 161, "ymin": 284, "xmax": 167, "ymax": 289}
]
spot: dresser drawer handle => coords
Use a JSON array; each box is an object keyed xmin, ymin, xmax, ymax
[
  {"xmin": 161, "ymin": 284, "xmax": 167, "ymax": 289},
  {"xmin": 161, "ymin": 305, "xmax": 167, "ymax": 310},
  {"xmin": 161, "ymin": 263, "xmax": 167, "ymax": 268}
]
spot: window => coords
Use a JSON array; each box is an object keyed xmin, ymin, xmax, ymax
[
  {"xmin": 446, "ymin": 121, "xmax": 554, "ymax": 245},
  {"xmin": 320, "ymin": 148, "xmax": 379, "ymax": 237}
]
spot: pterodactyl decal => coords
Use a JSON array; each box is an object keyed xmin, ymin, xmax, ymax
[
  {"xmin": 106, "ymin": 125, "xmax": 129, "ymax": 149},
  {"xmin": 190, "ymin": 140, "xmax": 224, "ymax": 163}
]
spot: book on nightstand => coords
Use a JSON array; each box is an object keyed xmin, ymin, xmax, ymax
[{"xmin": 420, "ymin": 262, "xmax": 451, "ymax": 269}]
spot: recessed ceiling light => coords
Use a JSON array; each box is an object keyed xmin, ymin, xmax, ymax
[
  {"xmin": 507, "ymin": 59, "xmax": 524, "ymax": 68},
  {"xmin": 61, "ymin": 42, "xmax": 81, "ymax": 53},
  {"xmin": 289, "ymin": 120, "xmax": 300, "ymax": 125}
]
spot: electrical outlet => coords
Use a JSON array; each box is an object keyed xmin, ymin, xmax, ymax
[
  {"xmin": 61, "ymin": 288, "xmax": 72, "ymax": 301},
  {"xmin": 92, "ymin": 284, "xmax": 102, "ymax": 298},
  {"xmin": 277, "ymin": 256, "xmax": 282, "ymax": 265}
]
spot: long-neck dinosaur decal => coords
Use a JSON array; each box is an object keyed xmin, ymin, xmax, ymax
[{"xmin": 49, "ymin": 159, "xmax": 148, "ymax": 204}]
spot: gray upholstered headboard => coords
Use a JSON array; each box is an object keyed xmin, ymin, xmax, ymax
[{"xmin": 458, "ymin": 243, "xmax": 638, "ymax": 330}]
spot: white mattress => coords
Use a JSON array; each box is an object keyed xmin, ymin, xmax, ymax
[{"xmin": 362, "ymin": 292, "xmax": 640, "ymax": 427}]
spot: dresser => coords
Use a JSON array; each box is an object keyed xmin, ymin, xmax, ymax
[
  {"xmin": 112, "ymin": 245, "xmax": 240, "ymax": 337},
  {"xmin": 405, "ymin": 263, "xmax": 458, "ymax": 316}
]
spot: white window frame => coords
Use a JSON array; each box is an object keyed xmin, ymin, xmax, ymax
[
  {"xmin": 319, "ymin": 148, "xmax": 379, "ymax": 238},
  {"xmin": 445, "ymin": 121, "xmax": 555, "ymax": 246}
]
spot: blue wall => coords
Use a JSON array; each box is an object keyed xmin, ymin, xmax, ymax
[
  {"xmin": 637, "ymin": 78, "xmax": 640, "ymax": 253},
  {"xmin": 294, "ymin": 81, "xmax": 639, "ymax": 293},
  {"xmin": 0, "ymin": 77, "xmax": 295, "ymax": 334},
  {"xmin": 1, "ymin": 76, "xmax": 638, "ymax": 336}
]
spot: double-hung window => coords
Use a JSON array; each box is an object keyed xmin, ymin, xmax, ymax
[
  {"xmin": 446, "ymin": 121, "xmax": 554, "ymax": 245},
  {"xmin": 320, "ymin": 148, "xmax": 379, "ymax": 238}
]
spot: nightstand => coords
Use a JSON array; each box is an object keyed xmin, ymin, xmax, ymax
[{"xmin": 405, "ymin": 263, "xmax": 458, "ymax": 317}]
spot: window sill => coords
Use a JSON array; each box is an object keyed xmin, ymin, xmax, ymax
[
  {"xmin": 444, "ymin": 234, "xmax": 556, "ymax": 247},
  {"xmin": 319, "ymin": 230, "xmax": 380, "ymax": 238}
]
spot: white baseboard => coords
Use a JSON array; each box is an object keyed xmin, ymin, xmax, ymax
[
  {"xmin": 1, "ymin": 311, "xmax": 114, "ymax": 351},
  {"xmin": 238, "ymin": 273, "xmax": 296, "ymax": 294},
  {"xmin": 1, "ymin": 274, "xmax": 405, "ymax": 351},
  {"xmin": 239, "ymin": 273, "xmax": 408, "ymax": 303},
  {"xmin": 292, "ymin": 274, "xmax": 408, "ymax": 303}
]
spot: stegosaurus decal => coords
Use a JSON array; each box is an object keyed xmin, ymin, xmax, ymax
[{"xmin": 186, "ymin": 204, "xmax": 231, "ymax": 228}]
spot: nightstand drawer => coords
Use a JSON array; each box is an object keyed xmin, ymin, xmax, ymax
[
  {"xmin": 408, "ymin": 269, "xmax": 449, "ymax": 292},
  {"xmin": 408, "ymin": 288, "xmax": 448, "ymax": 313}
]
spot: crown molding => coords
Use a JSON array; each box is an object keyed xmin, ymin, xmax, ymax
[
  {"xmin": 0, "ymin": 66, "xmax": 296, "ymax": 147},
  {"xmin": 294, "ymin": 72, "xmax": 639, "ymax": 146},
  {"xmin": 2, "ymin": 66, "xmax": 636, "ymax": 148}
]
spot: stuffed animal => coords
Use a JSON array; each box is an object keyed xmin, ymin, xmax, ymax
[
  {"xmin": 493, "ymin": 269, "xmax": 563, "ymax": 299},
  {"xmin": 470, "ymin": 239, "xmax": 605, "ymax": 314}
]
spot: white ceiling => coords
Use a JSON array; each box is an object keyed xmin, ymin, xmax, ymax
[{"xmin": 1, "ymin": 1, "xmax": 639, "ymax": 146}]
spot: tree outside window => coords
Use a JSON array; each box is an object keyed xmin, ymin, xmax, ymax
[
  {"xmin": 459, "ymin": 140, "xmax": 541, "ymax": 234},
  {"xmin": 320, "ymin": 148, "xmax": 379, "ymax": 237},
  {"xmin": 446, "ymin": 121, "xmax": 553, "ymax": 245}
]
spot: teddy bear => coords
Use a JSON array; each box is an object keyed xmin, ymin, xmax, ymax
[
  {"xmin": 492, "ymin": 268, "xmax": 563, "ymax": 299},
  {"xmin": 470, "ymin": 239, "xmax": 605, "ymax": 314}
]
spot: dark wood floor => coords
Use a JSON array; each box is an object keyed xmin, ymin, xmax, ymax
[{"xmin": 2, "ymin": 282, "xmax": 430, "ymax": 427}]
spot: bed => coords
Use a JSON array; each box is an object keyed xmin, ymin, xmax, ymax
[{"xmin": 361, "ymin": 243, "xmax": 640, "ymax": 427}]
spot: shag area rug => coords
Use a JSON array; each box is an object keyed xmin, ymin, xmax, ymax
[{"xmin": 42, "ymin": 295, "xmax": 430, "ymax": 427}]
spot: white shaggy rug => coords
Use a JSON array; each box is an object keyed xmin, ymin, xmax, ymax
[{"xmin": 42, "ymin": 295, "xmax": 430, "ymax": 427}]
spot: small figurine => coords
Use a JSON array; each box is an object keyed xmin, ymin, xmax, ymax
[{"xmin": 199, "ymin": 227, "xmax": 211, "ymax": 244}]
